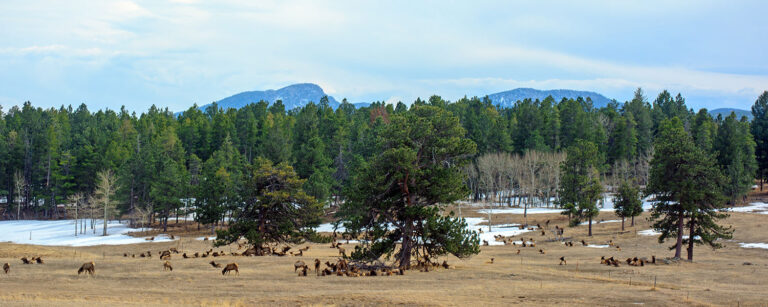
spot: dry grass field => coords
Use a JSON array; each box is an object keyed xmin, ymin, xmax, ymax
[{"xmin": 1, "ymin": 208, "xmax": 767, "ymax": 306}]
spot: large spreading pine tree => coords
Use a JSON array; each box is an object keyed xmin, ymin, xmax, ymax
[
  {"xmin": 647, "ymin": 117, "xmax": 732, "ymax": 260},
  {"xmin": 338, "ymin": 105, "xmax": 479, "ymax": 268},
  {"xmin": 215, "ymin": 157, "xmax": 322, "ymax": 248}
]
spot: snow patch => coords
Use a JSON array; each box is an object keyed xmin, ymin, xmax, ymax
[
  {"xmin": 585, "ymin": 244, "xmax": 610, "ymax": 248},
  {"xmin": 739, "ymin": 243, "xmax": 768, "ymax": 249},
  {"xmin": 0, "ymin": 220, "xmax": 174, "ymax": 246},
  {"xmin": 638, "ymin": 229, "xmax": 661, "ymax": 236},
  {"xmin": 728, "ymin": 203, "xmax": 768, "ymax": 214}
]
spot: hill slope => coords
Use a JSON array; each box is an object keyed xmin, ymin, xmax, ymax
[
  {"xmin": 205, "ymin": 83, "xmax": 340, "ymax": 111},
  {"xmin": 487, "ymin": 88, "xmax": 613, "ymax": 108},
  {"xmin": 709, "ymin": 108, "xmax": 752, "ymax": 120}
]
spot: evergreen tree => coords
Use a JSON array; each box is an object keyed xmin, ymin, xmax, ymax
[
  {"xmin": 558, "ymin": 140, "xmax": 602, "ymax": 235},
  {"xmin": 750, "ymin": 91, "xmax": 768, "ymax": 189},
  {"xmin": 215, "ymin": 158, "xmax": 322, "ymax": 249},
  {"xmin": 613, "ymin": 181, "xmax": 642, "ymax": 231},
  {"xmin": 339, "ymin": 105, "xmax": 479, "ymax": 267},
  {"xmin": 647, "ymin": 117, "xmax": 731, "ymax": 260},
  {"xmin": 714, "ymin": 113, "xmax": 757, "ymax": 203}
]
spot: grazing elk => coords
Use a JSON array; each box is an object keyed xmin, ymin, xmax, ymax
[
  {"xmin": 160, "ymin": 251, "xmax": 172, "ymax": 260},
  {"xmin": 315, "ymin": 259, "xmax": 321, "ymax": 275},
  {"xmin": 183, "ymin": 253, "xmax": 189, "ymax": 259},
  {"xmin": 163, "ymin": 261, "xmax": 173, "ymax": 271},
  {"xmin": 559, "ymin": 256, "xmax": 566, "ymax": 265},
  {"xmin": 222, "ymin": 263, "xmax": 239, "ymax": 276},
  {"xmin": 78, "ymin": 262, "xmax": 95, "ymax": 276},
  {"xmin": 3, "ymin": 263, "xmax": 9, "ymax": 274},
  {"xmin": 298, "ymin": 265, "xmax": 308, "ymax": 276},
  {"xmin": 539, "ymin": 249, "xmax": 546, "ymax": 254},
  {"xmin": 294, "ymin": 260, "xmax": 306, "ymax": 272}
]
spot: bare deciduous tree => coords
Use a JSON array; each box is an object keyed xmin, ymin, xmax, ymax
[{"xmin": 93, "ymin": 169, "xmax": 119, "ymax": 236}]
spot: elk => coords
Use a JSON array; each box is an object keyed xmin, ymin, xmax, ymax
[
  {"xmin": 163, "ymin": 261, "xmax": 173, "ymax": 271},
  {"xmin": 516, "ymin": 249, "xmax": 521, "ymax": 255},
  {"xmin": 314, "ymin": 259, "xmax": 321, "ymax": 275},
  {"xmin": 20, "ymin": 257, "xmax": 31, "ymax": 264},
  {"xmin": 35, "ymin": 257, "xmax": 44, "ymax": 264},
  {"xmin": 559, "ymin": 257, "xmax": 566, "ymax": 265},
  {"xmin": 78, "ymin": 262, "xmax": 95, "ymax": 276},
  {"xmin": 441, "ymin": 261, "xmax": 450, "ymax": 269},
  {"xmin": 123, "ymin": 253, "xmax": 128, "ymax": 257},
  {"xmin": 145, "ymin": 236, "xmax": 155, "ymax": 241},
  {"xmin": 298, "ymin": 265, "xmax": 308, "ymax": 276},
  {"xmin": 487, "ymin": 258, "xmax": 495, "ymax": 264},
  {"xmin": 170, "ymin": 247, "xmax": 179, "ymax": 254},
  {"xmin": 222, "ymin": 263, "xmax": 239, "ymax": 276},
  {"xmin": 160, "ymin": 251, "xmax": 172, "ymax": 260},
  {"xmin": 291, "ymin": 250, "xmax": 303, "ymax": 257},
  {"xmin": 183, "ymin": 253, "xmax": 189, "ymax": 259},
  {"xmin": 294, "ymin": 260, "xmax": 306, "ymax": 272},
  {"xmin": 3, "ymin": 263, "xmax": 9, "ymax": 274},
  {"xmin": 539, "ymin": 249, "xmax": 545, "ymax": 254},
  {"xmin": 337, "ymin": 247, "xmax": 346, "ymax": 258},
  {"xmin": 209, "ymin": 261, "xmax": 222, "ymax": 268}
]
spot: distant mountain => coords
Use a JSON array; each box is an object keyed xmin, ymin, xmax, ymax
[
  {"xmin": 708, "ymin": 108, "xmax": 752, "ymax": 120},
  {"xmin": 203, "ymin": 83, "xmax": 340, "ymax": 111},
  {"xmin": 487, "ymin": 88, "xmax": 613, "ymax": 108}
]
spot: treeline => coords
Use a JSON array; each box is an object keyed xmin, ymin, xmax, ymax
[{"xmin": 0, "ymin": 89, "xmax": 764, "ymax": 230}]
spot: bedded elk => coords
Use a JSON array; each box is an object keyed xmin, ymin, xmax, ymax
[
  {"xmin": 78, "ymin": 261, "xmax": 95, "ymax": 276},
  {"xmin": 163, "ymin": 261, "xmax": 173, "ymax": 271},
  {"xmin": 209, "ymin": 261, "xmax": 222, "ymax": 268},
  {"xmin": 3, "ymin": 263, "xmax": 9, "ymax": 274},
  {"xmin": 145, "ymin": 236, "xmax": 155, "ymax": 241},
  {"xmin": 222, "ymin": 263, "xmax": 239, "ymax": 276},
  {"xmin": 183, "ymin": 253, "xmax": 189, "ymax": 259},
  {"xmin": 291, "ymin": 250, "xmax": 303, "ymax": 257},
  {"xmin": 35, "ymin": 257, "xmax": 44, "ymax": 264},
  {"xmin": 20, "ymin": 257, "xmax": 31, "ymax": 264}
]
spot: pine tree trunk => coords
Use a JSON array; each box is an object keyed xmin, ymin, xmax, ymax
[
  {"xmin": 674, "ymin": 210, "xmax": 684, "ymax": 258},
  {"xmin": 588, "ymin": 216, "xmax": 593, "ymax": 236},
  {"xmin": 687, "ymin": 219, "xmax": 695, "ymax": 261},
  {"xmin": 631, "ymin": 215, "xmax": 635, "ymax": 227},
  {"xmin": 621, "ymin": 217, "xmax": 625, "ymax": 231}
]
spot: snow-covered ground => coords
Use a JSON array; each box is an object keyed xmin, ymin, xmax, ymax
[
  {"xmin": 473, "ymin": 195, "xmax": 657, "ymax": 215},
  {"xmin": 464, "ymin": 217, "xmax": 536, "ymax": 246},
  {"xmin": 728, "ymin": 202, "xmax": 768, "ymax": 214},
  {"xmin": 580, "ymin": 219, "xmax": 621, "ymax": 225},
  {"xmin": 638, "ymin": 229, "xmax": 660, "ymax": 236},
  {"xmin": 0, "ymin": 220, "xmax": 174, "ymax": 246},
  {"xmin": 739, "ymin": 243, "xmax": 768, "ymax": 249},
  {"xmin": 585, "ymin": 244, "xmax": 610, "ymax": 248}
]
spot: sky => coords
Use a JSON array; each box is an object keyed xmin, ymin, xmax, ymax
[{"xmin": 0, "ymin": 0, "xmax": 766, "ymax": 112}]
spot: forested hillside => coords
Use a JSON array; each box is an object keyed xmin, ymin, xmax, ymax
[{"xmin": 0, "ymin": 89, "xmax": 763, "ymax": 232}]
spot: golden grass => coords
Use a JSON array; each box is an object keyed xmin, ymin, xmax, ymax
[{"xmin": 1, "ymin": 209, "xmax": 767, "ymax": 306}]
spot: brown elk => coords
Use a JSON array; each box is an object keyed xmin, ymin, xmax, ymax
[
  {"xmin": 337, "ymin": 247, "xmax": 346, "ymax": 258},
  {"xmin": 78, "ymin": 262, "xmax": 95, "ymax": 276},
  {"xmin": 222, "ymin": 263, "xmax": 239, "ymax": 275},
  {"xmin": 298, "ymin": 265, "xmax": 308, "ymax": 276},
  {"xmin": 20, "ymin": 257, "xmax": 31, "ymax": 264},
  {"xmin": 145, "ymin": 236, "xmax": 155, "ymax": 241},
  {"xmin": 3, "ymin": 263, "xmax": 9, "ymax": 274},
  {"xmin": 487, "ymin": 258, "xmax": 495, "ymax": 264},
  {"xmin": 170, "ymin": 247, "xmax": 179, "ymax": 254},
  {"xmin": 314, "ymin": 259, "xmax": 321, "ymax": 275},
  {"xmin": 163, "ymin": 261, "xmax": 173, "ymax": 271},
  {"xmin": 209, "ymin": 261, "xmax": 222, "ymax": 268},
  {"xmin": 183, "ymin": 253, "xmax": 189, "ymax": 259},
  {"xmin": 321, "ymin": 268, "xmax": 332, "ymax": 276},
  {"xmin": 294, "ymin": 260, "xmax": 306, "ymax": 272},
  {"xmin": 35, "ymin": 257, "xmax": 44, "ymax": 264},
  {"xmin": 291, "ymin": 250, "xmax": 303, "ymax": 257},
  {"xmin": 123, "ymin": 253, "xmax": 128, "ymax": 257},
  {"xmin": 299, "ymin": 246, "xmax": 310, "ymax": 252},
  {"xmin": 160, "ymin": 251, "xmax": 171, "ymax": 260},
  {"xmin": 559, "ymin": 257, "xmax": 566, "ymax": 265},
  {"xmin": 539, "ymin": 249, "xmax": 546, "ymax": 255},
  {"xmin": 441, "ymin": 260, "xmax": 450, "ymax": 269}
]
